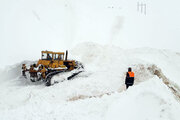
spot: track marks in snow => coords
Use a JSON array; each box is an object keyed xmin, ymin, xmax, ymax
[{"xmin": 148, "ymin": 65, "xmax": 180, "ymax": 101}]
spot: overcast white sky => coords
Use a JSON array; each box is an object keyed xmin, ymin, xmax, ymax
[{"xmin": 0, "ymin": 0, "xmax": 180, "ymax": 68}]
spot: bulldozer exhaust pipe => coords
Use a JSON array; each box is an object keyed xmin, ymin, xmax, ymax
[{"xmin": 65, "ymin": 50, "xmax": 68, "ymax": 61}]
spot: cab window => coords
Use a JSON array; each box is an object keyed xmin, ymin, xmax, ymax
[
  {"xmin": 47, "ymin": 53, "xmax": 53, "ymax": 60},
  {"xmin": 54, "ymin": 54, "xmax": 64, "ymax": 60},
  {"xmin": 54, "ymin": 54, "xmax": 59, "ymax": 60},
  {"xmin": 42, "ymin": 53, "xmax": 53, "ymax": 60},
  {"xmin": 42, "ymin": 53, "xmax": 47, "ymax": 60},
  {"xmin": 60, "ymin": 54, "xmax": 64, "ymax": 60}
]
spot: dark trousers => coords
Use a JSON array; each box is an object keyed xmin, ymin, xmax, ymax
[
  {"xmin": 22, "ymin": 71, "xmax": 26, "ymax": 76},
  {"xmin": 126, "ymin": 84, "xmax": 132, "ymax": 89}
]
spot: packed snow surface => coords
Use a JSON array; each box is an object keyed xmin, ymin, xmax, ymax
[{"xmin": 0, "ymin": 42, "xmax": 180, "ymax": 120}]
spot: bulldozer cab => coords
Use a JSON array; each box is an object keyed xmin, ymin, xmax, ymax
[
  {"xmin": 41, "ymin": 51, "xmax": 64, "ymax": 61},
  {"xmin": 37, "ymin": 51, "xmax": 66, "ymax": 68}
]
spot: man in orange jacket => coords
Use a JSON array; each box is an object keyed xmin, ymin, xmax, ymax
[{"xmin": 125, "ymin": 67, "xmax": 135, "ymax": 89}]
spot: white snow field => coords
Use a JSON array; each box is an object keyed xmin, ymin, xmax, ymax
[
  {"xmin": 0, "ymin": 42, "xmax": 180, "ymax": 120},
  {"xmin": 1, "ymin": 0, "xmax": 180, "ymax": 68}
]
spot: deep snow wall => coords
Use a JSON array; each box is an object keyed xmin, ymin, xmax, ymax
[{"xmin": 1, "ymin": 0, "xmax": 180, "ymax": 68}]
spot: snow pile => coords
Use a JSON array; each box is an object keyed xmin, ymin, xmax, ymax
[
  {"xmin": 0, "ymin": 42, "xmax": 180, "ymax": 120},
  {"xmin": 106, "ymin": 78, "xmax": 180, "ymax": 120},
  {"xmin": 1, "ymin": 0, "xmax": 180, "ymax": 68}
]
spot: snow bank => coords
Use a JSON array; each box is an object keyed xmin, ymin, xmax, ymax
[
  {"xmin": 105, "ymin": 78, "xmax": 180, "ymax": 120},
  {"xmin": 1, "ymin": 78, "xmax": 180, "ymax": 120},
  {"xmin": 0, "ymin": 42, "xmax": 180, "ymax": 120}
]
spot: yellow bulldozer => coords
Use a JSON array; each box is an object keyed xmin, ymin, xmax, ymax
[{"xmin": 22, "ymin": 50, "xmax": 83, "ymax": 86}]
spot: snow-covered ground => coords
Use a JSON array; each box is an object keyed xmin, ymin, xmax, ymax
[
  {"xmin": 1, "ymin": 0, "xmax": 180, "ymax": 68},
  {"xmin": 1, "ymin": 0, "xmax": 180, "ymax": 119},
  {"xmin": 0, "ymin": 42, "xmax": 180, "ymax": 120}
]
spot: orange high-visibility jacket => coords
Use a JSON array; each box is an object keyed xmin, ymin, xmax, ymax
[
  {"xmin": 125, "ymin": 72, "xmax": 135, "ymax": 85},
  {"xmin": 128, "ymin": 72, "xmax": 134, "ymax": 77}
]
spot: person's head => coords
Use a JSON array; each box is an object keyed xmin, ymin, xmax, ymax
[
  {"xmin": 128, "ymin": 67, "xmax": 132, "ymax": 72},
  {"xmin": 33, "ymin": 64, "xmax": 36, "ymax": 67}
]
